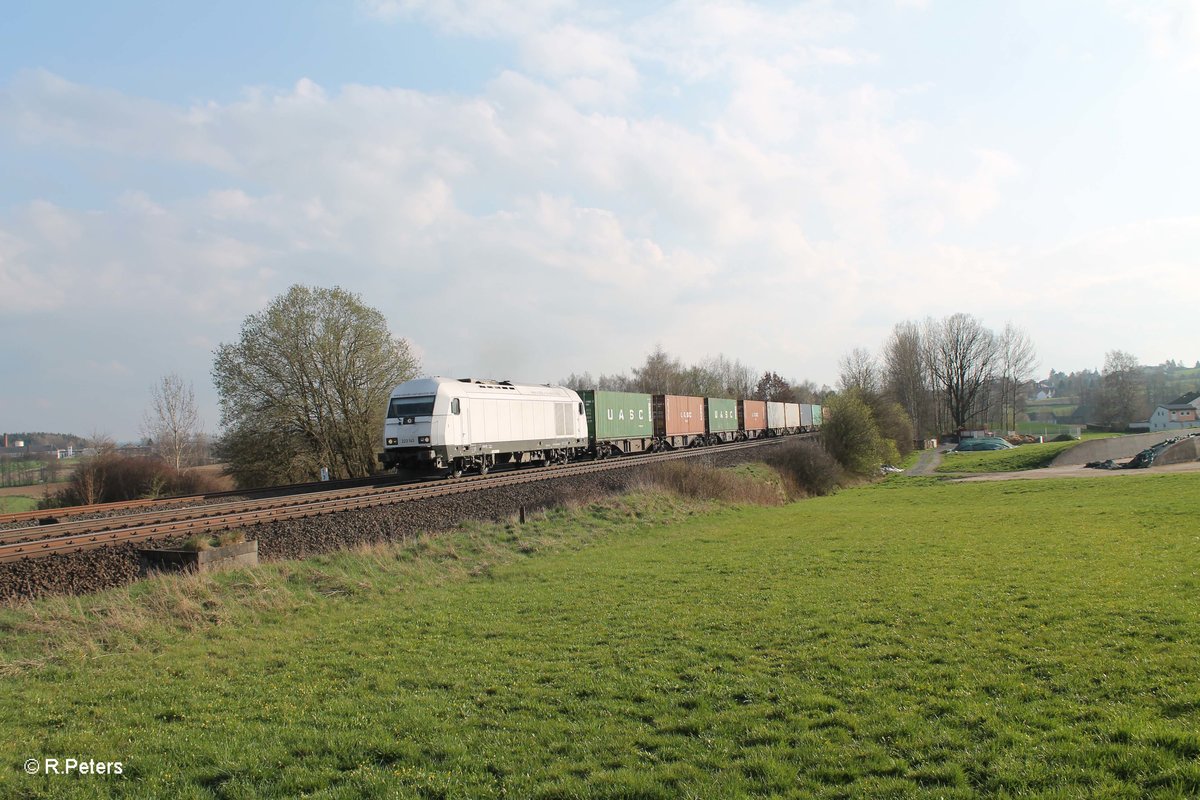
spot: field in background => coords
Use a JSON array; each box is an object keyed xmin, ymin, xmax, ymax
[
  {"xmin": 0, "ymin": 494, "xmax": 39, "ymax": 514},
  {"xmin": 2, "ymin": 469, "xmax": 1198, "ymax": 798},
  {"xmin": 937, "ymin": 440, "xmax": 1081, "ymax": 473}
]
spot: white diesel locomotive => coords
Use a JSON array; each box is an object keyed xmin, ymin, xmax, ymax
[{"xmin": 379, "ymin": 377, "xmax": 588, "ymax": 478}]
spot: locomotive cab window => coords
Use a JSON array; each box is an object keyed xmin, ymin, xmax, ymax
[
  {"xmin": 451, "ymin": 398, "xmax": 460, "ymax": 415},
  {"xmin": 388, "ymin": 396, "xmax": 436, "ymax": 419}
]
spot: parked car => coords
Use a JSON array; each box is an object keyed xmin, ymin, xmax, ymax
[{"xmin": 954, "ymin": 438, "xmax": 1015, "ymax": 452}]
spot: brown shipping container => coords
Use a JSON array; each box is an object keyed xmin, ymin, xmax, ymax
[
  {"xmin": 740, "ymin": 399, "xmax": 767, "ymax": 431},
  {"xmin": 654, "ymin": 395, "xmax": 706, "ymax": 437}
]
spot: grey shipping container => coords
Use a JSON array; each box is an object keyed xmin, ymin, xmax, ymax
[
  {"xmin": 766, "ymin": 401, "xmax": 787, "ymax": 430},
  {"xmin": 784, "ymin": 403, "xmax": 801, "ymax": 429},
  {"xmin": 800, "ymin": 404, "xmax": 814, "ymax": 429}
]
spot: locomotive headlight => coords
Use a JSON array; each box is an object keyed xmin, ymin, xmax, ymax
[
  {"xmin": 386, "ymin": 437, "xmax": 398, "ymax": 446},
  {"xmin": 419, "ymin": 436, "xmax": 431, "ymax": 444}
]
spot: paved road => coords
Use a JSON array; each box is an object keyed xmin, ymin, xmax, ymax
[{"xmin": 902, "ymin": 445, "xmax": 1200, "ymax": 481}]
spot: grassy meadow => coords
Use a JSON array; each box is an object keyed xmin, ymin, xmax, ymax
[
  {"xmin": 0, "ymin": 495, "xmax": 39, "ymax": 514},
  {"xmin": 936, "ymin": 441, "xmax": 1080, "ymax": 473},
  {"xmin": 1, "ymin": 467, "xmax": 1198, "ymax": 798}
]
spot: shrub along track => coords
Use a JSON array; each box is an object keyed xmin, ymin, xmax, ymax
[{"xmin": 0, "ymin": 438, "xmax": 798, "ymax": 601}]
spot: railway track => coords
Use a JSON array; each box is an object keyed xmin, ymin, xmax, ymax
[
  {"xmin": 0, "ymin": 437, "xmax": 799, "ymax": 564},
  {"xmin": 0, "ymin": 472, "xmax": 411, "ymax": 526}
]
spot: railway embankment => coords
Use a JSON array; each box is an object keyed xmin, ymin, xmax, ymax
[{"xmin": 0, "ymin": 446, "xmax": 774, "ymax": 602}]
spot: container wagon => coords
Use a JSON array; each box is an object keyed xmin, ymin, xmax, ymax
[
  {"xmin": 784, "ymin": 403, "xmax": 801, "ymax": 434},
  {"xmin": 705, "ymin": 397, "xmax": 739, "ymax": 444},
  {"xmin": 578, "ymin": 390, "xmax": 655, "ymax": 457},
  {"xmin": 766, "ymin": 401, "xmax": 787, "ymax": 436},
  {"xmin": 653, "ymin": 395, "xmax": 706, "ymax": 448},
  {"xmin": 739, "ymin": 399, "xmax": 767, "ymax": 439},
  {"xmin": 800, "ymin": 403, "xmax": 814, "ymax": 431}
]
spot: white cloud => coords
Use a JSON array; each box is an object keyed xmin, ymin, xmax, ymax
[
  {"xmin": 362, "ymin": 0, "xmax": 576, "ymax": 38},
  {"xmin": 4, "ymin": 1, "xmax": 1196, "ymax": 436},
  {"xmin": 1116, "ymin": 0, "xmax": 1200, "ymax": 70}
]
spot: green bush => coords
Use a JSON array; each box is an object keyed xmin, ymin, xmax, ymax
[{"xmin": 821, "ymin": 390, "xmax": 895, "ymax": 475}]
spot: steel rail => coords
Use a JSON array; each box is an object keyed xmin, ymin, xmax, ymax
[
  {"xmin": 0, "ymin": 436, "xmax": 800, "ymax": 564},
  {"xmin": 0, "ymin": 472, "xmax": 490, "ymax": 547},
  {"xmin": 0, "ymin": 472, "xmax": 410, "ymax": 526}
]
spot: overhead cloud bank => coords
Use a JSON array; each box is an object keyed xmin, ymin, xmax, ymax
[{"xmin": 1, "ymin": 0, "xmax": 1198, "ymax": 436}]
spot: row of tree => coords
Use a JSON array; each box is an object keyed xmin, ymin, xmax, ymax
[
  {"xmin": 840, "ymin": 314, "xmax": 1039, "ymax": 438},
  {"xmin": 562, "ymin": 348, "xmax": 829, "ymax": 405},
  {"xmin": 1043, "ymin": 353, "xmax": 1194, "ymax": 429},
  {"xmin": 135, "ymin": 286, "xmax": 1188, "ymax": 493}
]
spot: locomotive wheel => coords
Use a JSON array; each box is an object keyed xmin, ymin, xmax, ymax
[
  {"xmin": 450, "ymin": 458, "xmax": 464, "ymax": 479},
  {"xmin": 479, "ymin": 461, "xmax": 490, "ymax": 475}
]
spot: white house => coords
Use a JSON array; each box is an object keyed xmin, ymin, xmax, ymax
[{"xmin": 1148, "ymin": 391, "xmax": 1200, "ymax": 431}]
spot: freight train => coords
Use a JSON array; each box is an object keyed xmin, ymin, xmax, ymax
[{"xmin": 379, "ymin": 377, "xmax": 822, "ymax": 478}]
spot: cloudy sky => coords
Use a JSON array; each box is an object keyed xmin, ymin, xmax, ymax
[{"xmin": 2, "ymin": 1, "xmax": 1198, "ymax": 439}]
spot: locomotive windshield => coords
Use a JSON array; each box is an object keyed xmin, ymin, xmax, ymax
[{"xmin": 387, "ymin": 395, "xmax": 436, "ymax": 419}]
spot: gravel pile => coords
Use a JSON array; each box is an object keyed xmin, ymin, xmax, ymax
[{"xmin": 0, "ymin": 446, "xmax": 776, "ymax": 602}]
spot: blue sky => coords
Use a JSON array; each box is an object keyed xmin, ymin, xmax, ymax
[{"xmin": 2, "ymin": 0, "xmax": 1199, "ymax": 439}]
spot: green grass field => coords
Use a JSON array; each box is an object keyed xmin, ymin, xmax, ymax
[
  {"xmin": 936, "ymin": 441, "xmax": 1080, "ymax": 473},
  {"xmin": 2, "ymin": 471, "xmax": 1199, "ymax": 798},
  {"xmin": 0, "ymin": 495, "xmax": 39, "ymax": 514},
  {"xmin": 937, "ymin": 436, "xmax": 1126, "ymax": 474}
]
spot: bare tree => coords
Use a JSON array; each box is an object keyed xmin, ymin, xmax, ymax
[
  {"xmin": 561, "ymin": 372, "xmax": 595, "ymax": 391},
  {"xmin": 1099, "ymin": 350, "xmax": 1143, "ymax": 429},
  {"xmin": 997, "ymin": 323, "xmax": 1038, "ymax": 432},
  {"xmin": 882, "ymin": 321, "xmax": 929, "ymax": 436},
  {"xmin": 630, "ymin": 346, "xmax": 686, "ymax": 394},
  {"xmin": 838, "ymin": 347, "xmax": 880, "ymax": 396},
  {"xmin": 699, "ymin": 354, "xmax": 755, "ymax": 398},
  {"xmin": 142, "ymin": 373, "xmax": 202, "ymax": 470},
  {"xmin": 927, "ymin": 313, "xmax": 999, "ymax": 431}
]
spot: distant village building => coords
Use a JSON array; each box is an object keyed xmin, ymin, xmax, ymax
[{"xmin": 1148, "ymin": 391, "xmax": 1200, "ymax": 431}]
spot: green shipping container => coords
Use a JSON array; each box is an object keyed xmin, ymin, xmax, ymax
[
  {"xmin": 812, "ymin": 404, "xmax": 823, "ymax": 427},
  {"xmin": 706, "ymin": 397, "xmax": 738, "ymax": 433},
  {"xmin": 579, "ymin": 390, "xmax": 654, "ymax": 442}
]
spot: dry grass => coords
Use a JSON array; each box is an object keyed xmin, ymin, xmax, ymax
[
  {"xmin": 637, "ymin": 460, "xmax": 785, "ymax": 506},
  {"xmin": 762, "ymin": 439, "xmax": 844, "ymax": 498}
]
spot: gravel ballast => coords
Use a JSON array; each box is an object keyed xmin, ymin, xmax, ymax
[{"xmin": 0, "ymin": 447, "xmax": 777, "ymax": 602}]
